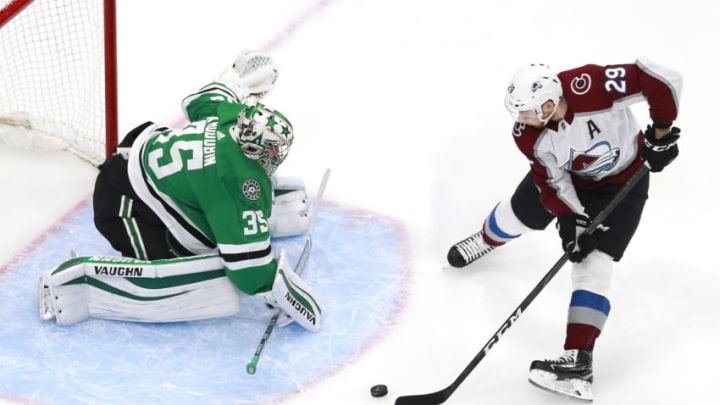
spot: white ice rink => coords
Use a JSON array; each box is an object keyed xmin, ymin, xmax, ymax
[{"xmin": 2, "ymin": 0, "xmax": 720, "ymax": 404}]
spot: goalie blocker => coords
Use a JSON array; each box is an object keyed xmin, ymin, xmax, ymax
[{"xmin": 38, "ymin": 249, "xmax": 321, "ymax": 331}]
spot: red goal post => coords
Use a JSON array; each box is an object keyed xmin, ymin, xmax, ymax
[{"xmin": 0, "ymin": 0, "xmax": 118, "ymax": 165}]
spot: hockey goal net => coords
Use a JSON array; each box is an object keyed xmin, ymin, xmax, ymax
[{"xmin": 0, "ymin": 0, "xmax": 117, "ymax": 166}]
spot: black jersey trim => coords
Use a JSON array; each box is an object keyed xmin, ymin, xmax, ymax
[{"xmin": 220, "ymin": 245, "xmax": 272, "ymax": 263}]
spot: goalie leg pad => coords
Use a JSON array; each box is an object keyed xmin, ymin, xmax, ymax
[
  {"xmin": 270, "ymin": 178, "xmax": 309, "ymax": 237},
  {"xmin": 88, "ymin": 276, "xmax": 241, "ymax": 323},
  {"xmin": 270, "ymin": 249, "xmax": 321, "ymax": 332},
  {"xmin": 39, "ymin": 255, "xmax": 241, "ymax": 325},
  {"xmin": 269, "ymin": 197, "xmax": 309, "ymax": 237},
  {"xmin": 271, "ymin": 175, "xmax": 305, "ymax": 193}
]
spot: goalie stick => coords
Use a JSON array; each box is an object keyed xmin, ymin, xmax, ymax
[
  {"xmin": 246, "ymin": 168, "xmax": 331, "ymax": 375},
  {"xmin": 395, "ymin": 165, "xmax": 650, "ymax": 405}
]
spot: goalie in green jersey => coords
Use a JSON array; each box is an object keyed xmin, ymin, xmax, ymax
[{"xmin": 38, "ymin": 51, "xmax": 321, "ymax": 332}]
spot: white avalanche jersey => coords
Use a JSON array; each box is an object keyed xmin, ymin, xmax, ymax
[{"xmin": 511, "ymin": 58, "xmax": 682, "ymax": 216}]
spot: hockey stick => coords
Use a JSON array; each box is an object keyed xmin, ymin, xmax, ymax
[
  {"xmin": 395, "ymin": 165, "xmax": 650, "ymax": 405},
  {"xmin": 246, "ymin": 168, "xmax": 331, "ymax": 375}
]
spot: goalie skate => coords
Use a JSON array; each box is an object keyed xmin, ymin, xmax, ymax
[{"xmin": 38, "ymin": 276, "xmax": 55, "ymax": 321}]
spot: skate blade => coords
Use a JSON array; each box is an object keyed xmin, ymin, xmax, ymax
[{"xmin": 528, "ymin": 369, "xmax": 593, "ymax": 402}]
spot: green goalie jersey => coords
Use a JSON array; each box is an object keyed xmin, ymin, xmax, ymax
[{"xmin": 126, "ymin": 83, "xmax": 275, "ymax": 295}]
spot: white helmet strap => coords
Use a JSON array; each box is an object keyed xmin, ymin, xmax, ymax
[{"xmin": 537, "ymin": 100, "xmax": 559, "ymax": 125}]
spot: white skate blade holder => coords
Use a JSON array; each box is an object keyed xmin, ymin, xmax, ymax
[{"xmin": 528, "ymin": 369, "xmax": 593, "ymax": 402}]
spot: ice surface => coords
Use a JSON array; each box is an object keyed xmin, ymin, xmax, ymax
[{"xmin": 0, "ymin": 201, "xmax": 408, "ymax": 405}]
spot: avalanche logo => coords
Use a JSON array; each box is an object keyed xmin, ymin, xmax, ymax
[
  {"xmin": 531, "ymin": 80, "xmax": 543, "ymax": 92},
  {"xmin": 570, "ymin": 73, "xmax": 592, "ymax": 95},
  {"xmin": 565, "ymin": 141, "xmax": 619, "ymax": 177}
]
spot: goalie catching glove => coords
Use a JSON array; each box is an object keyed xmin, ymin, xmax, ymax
[
  {"xmin": 217, "ymin": 50, "xmax": 279, "ymax": 101},
  {"xmin": 260, "ymin": 248, "xmax": 322, "ymax": 332}
]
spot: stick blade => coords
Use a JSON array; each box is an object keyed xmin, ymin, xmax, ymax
[{"xmin": 395, "ymin": 390, "xmax": 450, "ymax": 405}]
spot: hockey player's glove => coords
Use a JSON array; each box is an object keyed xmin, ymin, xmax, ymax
[
  {"xmin": 641, "ymin": 125, "xmax": 680, "ymax": 172},
  {"xmin": 557, "ymin": 214, "xmax": 607, "ymax": 263}
]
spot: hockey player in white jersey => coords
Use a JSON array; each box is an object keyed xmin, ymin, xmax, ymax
[{"xmin": 447, "ymin": 60, "xmax": 682, "ymax": 401}]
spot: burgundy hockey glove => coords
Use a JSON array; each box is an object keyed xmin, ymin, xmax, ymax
[
  {"xmin": 642, "ymin": 125, "xmax": 680, "ymax": 172},
  {"xmin": 557, "ymin": 214, "xmax": 605, "ymax": 263}
]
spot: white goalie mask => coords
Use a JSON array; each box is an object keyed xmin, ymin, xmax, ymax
[
  {"xmin": 231, "ymin": 103, "xmax": 294, "ymax": 177},
  {"xmin": 504, "ymin": 63, "xmax": 563, "ymax": 124}
]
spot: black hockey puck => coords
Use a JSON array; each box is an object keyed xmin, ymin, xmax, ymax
[{"xmin": 370, "ymin": 384, "xmax": 388, "ymax": 397}]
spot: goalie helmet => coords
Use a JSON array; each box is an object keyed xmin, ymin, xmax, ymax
[
  {"xmin": 231, "ymin": 103, "xmax": 294, "ymax": 177},
  {"xmin": 504, "ymin": 63, "xmax": 563, "ymax": 124}
]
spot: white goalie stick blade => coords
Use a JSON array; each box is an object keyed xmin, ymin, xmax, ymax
[{"xmin": 528, "ymin": 369, "xmax": 594, "ymax": 402}]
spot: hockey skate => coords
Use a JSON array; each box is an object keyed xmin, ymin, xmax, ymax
[
  {"xmin": 528, "ymin": 349, "xmax": 594, "ymax": 402},
  {"xmin": 447, "ymin": 230, "xmax": 496, "ymax": 268},
  {"xmin": 38, "ymin": 276, "xmax": 55, "ymax": 321}
]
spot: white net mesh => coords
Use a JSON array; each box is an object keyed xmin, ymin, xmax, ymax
[{"xmin": 0, "ymin": 0, "xmax": 113, "ymax": 165}]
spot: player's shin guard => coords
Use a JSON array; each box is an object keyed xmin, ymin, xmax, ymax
[{"xmin": 270, "ymin": 249, "xmax": 321, "ymax": 332}]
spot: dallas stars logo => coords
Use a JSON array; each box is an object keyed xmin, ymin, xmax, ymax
[{"xmin": 242, "ymin": 179, "xmax": 261, "ymax": 201}]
